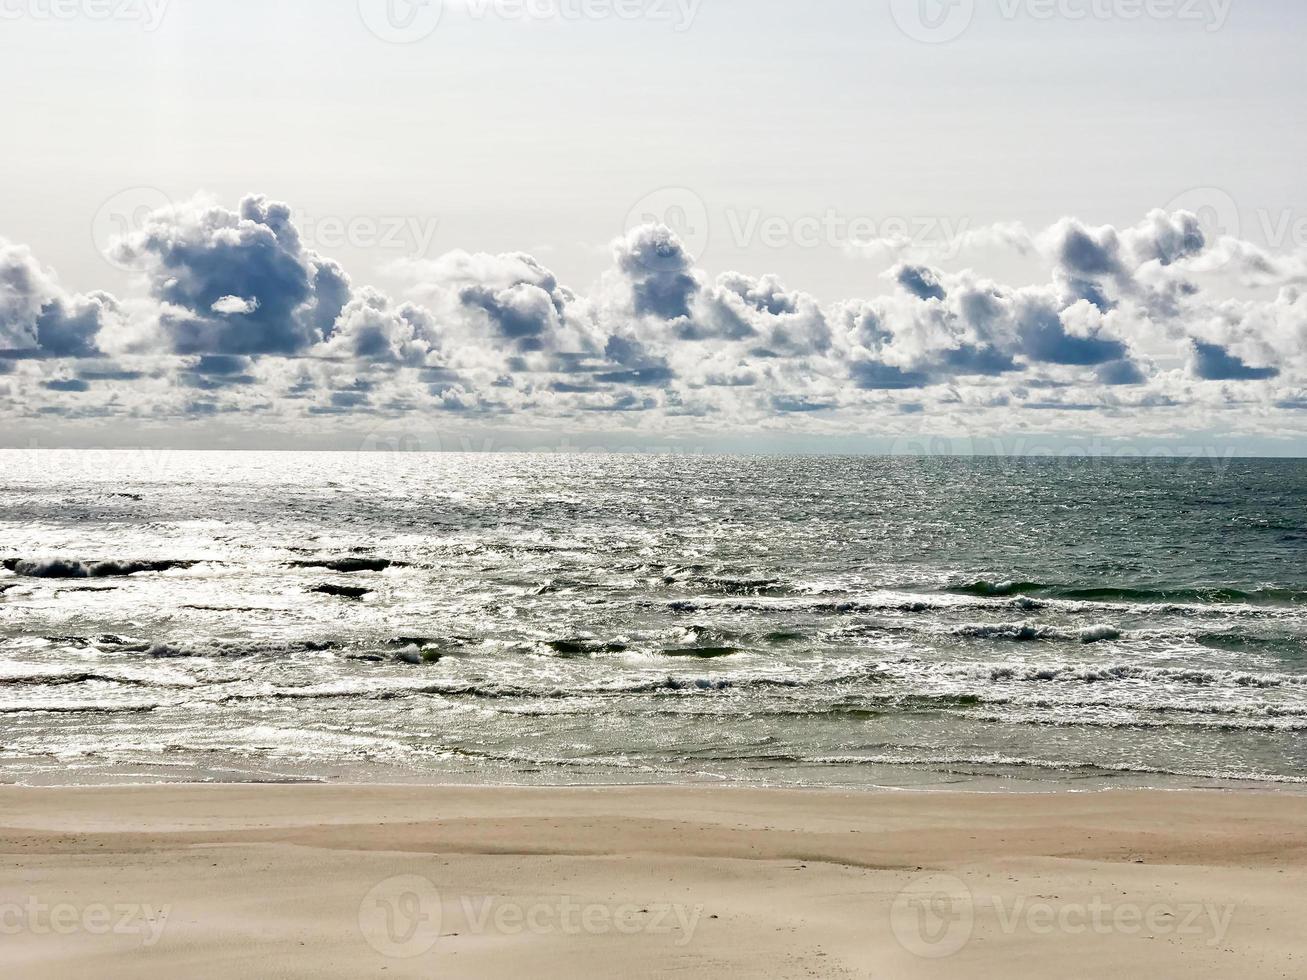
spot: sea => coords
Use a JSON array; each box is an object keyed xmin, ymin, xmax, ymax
[{"xmin": 1, "ymin": 450, "xmax": 1305, "ymax": 790}]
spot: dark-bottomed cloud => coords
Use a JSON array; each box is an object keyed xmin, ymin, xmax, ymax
[{"xmin": 3, "ymin": 198, "xmax": 1305, "ymax": 438}]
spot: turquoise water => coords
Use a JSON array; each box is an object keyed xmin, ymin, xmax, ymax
[{"xmin": 1, "ymin": 450, "xmax": 1304, "ymax": 789}]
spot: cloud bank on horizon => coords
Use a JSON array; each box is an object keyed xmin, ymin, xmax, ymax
[{"xmin": 3, "ymin": 193, "xmax": 1307, "ymax": 444}]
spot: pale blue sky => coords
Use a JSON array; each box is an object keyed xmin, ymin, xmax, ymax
[{"xmin": 3, "ymin": 0, "xmax": 1305, "ymax": 300}]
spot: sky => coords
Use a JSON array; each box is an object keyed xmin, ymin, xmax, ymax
[{"xmin": 2, "ymin": 0, "xmax": 1306, "ymax": 453}]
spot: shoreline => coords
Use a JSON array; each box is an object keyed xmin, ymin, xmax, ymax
[
  {"xmin": 3, "ymin": 783, "xmax": 1305, "ymax": 978},
  {"xmin": 7, "ymin": 763, "xmax": 1307, "ymax": 794},
  {"xmin": 6, "ymin": 775, "xmax": 1307, "ymax": 794}
]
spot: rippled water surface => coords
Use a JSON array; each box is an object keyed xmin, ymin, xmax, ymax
[{"xmin": 2, "ymin": 450, "xmax": 1305, "ymax": 790}]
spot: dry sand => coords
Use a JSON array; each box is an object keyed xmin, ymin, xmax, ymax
[{"xmin": 2, "ymin": 784, "xmax": 1305, "ymax": 978}]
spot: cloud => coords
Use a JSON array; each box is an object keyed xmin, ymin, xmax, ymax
[
  {"xmin": 4, "ymin": 199, "xmax": 1307, "ymax": 438},
  {"xmin": 211, "ymin": 295, "xmax": 260, "ymax": 315},
  {"xmin": 1044, "ymin": 219, "xmax": 1131, "ymax": 310},
  {"xmin": 612, "ymin": 224, "xmax": 700, "ymax": 321},
  {"xmin": 894, "ymin": 264, "xmax": 947, "ymax": 302},
  {"xmin": 1125, "ymin": 209, "xmax": 1207, "ymax": 267},
  {"xmin": 716, "ymin": 272, "xmax": 798, "ymax": 316},
  {"xmin": 1, "ymin": 239, "xmax": 118, "ymax": 357},
  {"xmin": 694, "ymin": 273, "xmax": 807, "ymax": 344},
  {"xmin": 1096, "ymin": 359, "xmax": 1149, "ymax": 386},
  {"xmin": 111, "ymin": 194, "xmax": 351, "ymax": 356},
  {"xmin": 320, "ymin": 288, "xmax": 437, "ymax": 365},
  {"xmin": 1016, "ymin": 296, "xmax": 1128, "ymax": 366},
  {"xmin": 393, "ymin": 249, "xmax": 587, "ymax": 360}
]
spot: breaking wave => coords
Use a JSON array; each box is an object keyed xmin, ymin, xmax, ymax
[
  {"xmin": 948, "ymin": 579, "xmax": 1307, "ymax": 605},
  {"xmin": 952, "ymin": 623, "xmax": 1122, "ymax": 644},
  {"xmin": 2, "ymin": 558, "xmax": 196, "ymax": 579}
]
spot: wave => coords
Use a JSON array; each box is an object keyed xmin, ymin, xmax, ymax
[
  {"xmin": 0, "ymin": 671, "xmax": 181, "ymax": 689},
  {"xmin": 205, "ymin": 672, "xmax": 823, "ymax": 705},
  {"xmin": 2, "ymin": 558, "xmax": 196, "ymax": 579},
  {"xmin": 369, "ymin": 744, "xmax": 1307, "ymax": 786},
  {"xmin": 22, "ymin": 619, "xmax": 1307, "ymax": 696},
  {"xmin": 143, "ymin": 639, "xmax": 336, "ymax": 659},
  {"xmin": 788, "ymin": 753, "xmax": 1307, "ymax": 785},
  {"xmin": 761, "ymin": 629, "xmax": 808, "ymax": 643},
  {"xmin": 741, "ymin": 698, "xmax": 1307, "ymax": 732},
  {"xmin": 684, "ymin": 576, "xmax": 790, "ymax": 597},
  {"xmin": 763, "ymin": 682, "xmax": 1307, "ymax": 716},
  {"xmin": 547, "ymin": 638, "xmax": 631, "ymax": 656},
  {"xmin": 1194, "ymin": 631, "xmax": 1307, "ymax": 654},
  {"xmin": 289, "ymin": 558, "xmax": 402, "ymax": 573},
  {"xmin": 0, "ymin": 703, "xmax": 160, "ymax": 715},
  {"xmin": 42, "ymin": 633, "xmax": 146, "ymax": 649},
  {"xmin": 181, "ymin": 605, "xmax": 276, "ymax": 613},
  {"xmin": 948, "ymin": 580, "xmax": 1046, "ymax": 598},
  {"xmin": 660, "ymin": 647, "xmax": 743, "ymax": 659},
  {"xmin": 897, "ymin": 659, "xmax": 1307, "ymax": 691},
  {"xmin": 309, "ymin": 584, "xmax": 373, "ymax": 600},
  {"xmin": 843, "ymin": 618, "xmax": 1301, "ymax": 652},
  {"xmin": 974, "ymin": 712, "xmax": 1307, "ymax": 733},
  {"xmin": 948, "ymin": 579, "xmax": 1307, "ymax": 605},
  {"xmin": 665, "ymin": 591, "xmax": 1304, "ymax": 622},
  {"xmin": 952, "ymin": 623, "xmax": 1122, "ymax": 644},
  {"xmin": 8, "ymin": 658, "xmax": 1306, "ymax": 741}
]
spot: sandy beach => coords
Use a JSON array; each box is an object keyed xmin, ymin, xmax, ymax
[{"xmin": 1, "ymin": 785, "xmax": 1304, "ymax": 978}]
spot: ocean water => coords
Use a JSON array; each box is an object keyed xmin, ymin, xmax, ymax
[{"xmin": 1, "ymin": 449, "xmax": 1305, "ymax": 791}]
